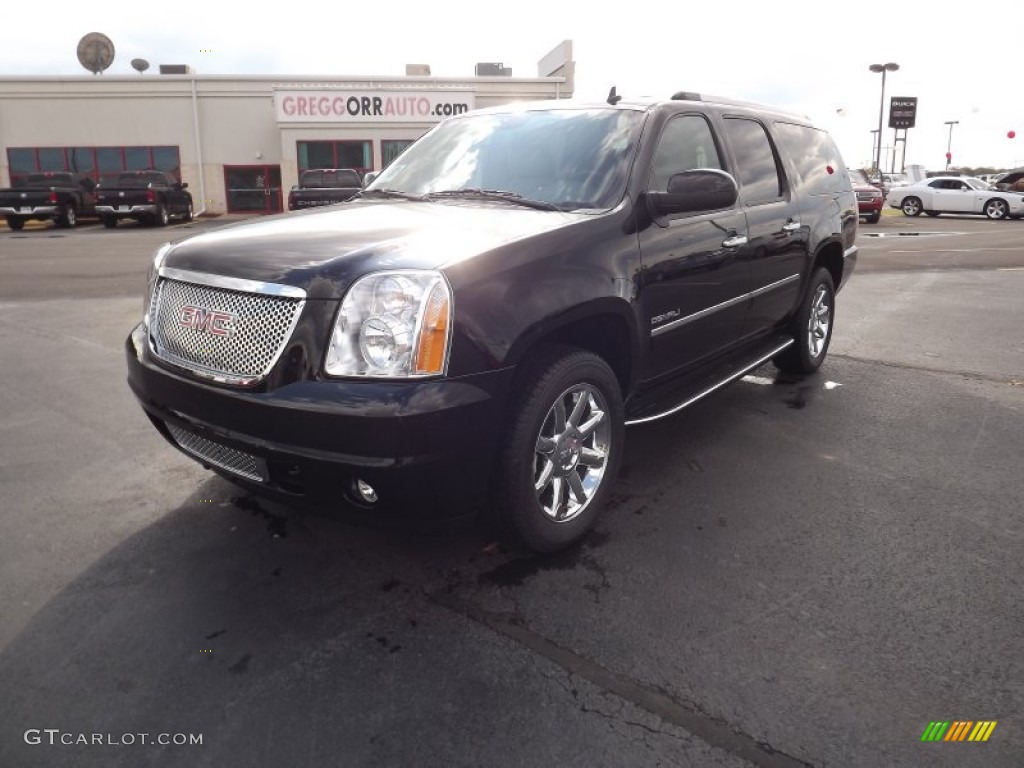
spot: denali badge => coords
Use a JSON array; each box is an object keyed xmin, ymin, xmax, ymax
[{"xmin": 178, "ymin": 306, "xmax": 236, "ymax": 336}]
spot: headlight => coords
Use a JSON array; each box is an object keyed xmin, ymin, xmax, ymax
[
  {"xmin": 325, "ymin": 270, "xmax": 452, "ymax": 378},
  {"xmin": 143, "ymin": 242, "xmax": 174, "ymax": 326}
]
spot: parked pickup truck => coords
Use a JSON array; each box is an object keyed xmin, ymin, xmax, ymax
[
  {"xmin": 287, "ymin": 168, "xmax": 362, "ymax": 211},
  {"xmin": 96, "ymin": 170, "xmax": 193, "ymax": 228},
  {"xmin": 0, "ymin": 172, "xmax": 96, "ymax": 230}
]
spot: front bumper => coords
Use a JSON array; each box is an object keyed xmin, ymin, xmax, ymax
[
  {"xmin": 97, "ymin": 204, "xmax": 157, "ymax": 217},
  {"xmin": 126, "ymin": 324, "xmax": 513, "ymax": 519}
]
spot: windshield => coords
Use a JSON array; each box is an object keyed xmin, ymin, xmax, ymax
[
  {"xmin": 301, "ymin": 170, "xmax": 361, "ymax": 188},
  {"xmin": 963, "ymin": 177, "xmax": 992, "ymax": 191},
  {"xmin": 847, "ymin": 169, "xmax": 870, "ymax": 185},
  {"xmin": 368, "ymin": 107, "xmax": 643, "ymax": 211},
  {"xmin": 25, "ymin": 173, "xmax": 74, "ymax": 185}
]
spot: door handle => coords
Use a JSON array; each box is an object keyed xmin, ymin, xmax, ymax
[
  {"xmin": 782, "ymin": 221, "xmax": 801, "ymax": 233},
  {"xmin": 722, "ymin": 235, "xmax": 748, "ymax": 248}
]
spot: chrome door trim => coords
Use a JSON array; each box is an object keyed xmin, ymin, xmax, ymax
[
  {"xmin": 650, "ymin": 274, "xmax": 800, "ymax": 338},
  {"xmin": 625, "ymin": 339, "xmax": 795, "ymax": 426}
]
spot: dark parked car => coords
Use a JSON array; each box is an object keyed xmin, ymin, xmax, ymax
[
  {"xmin": 287, "ymin": 168, "xmax": 362, "ymax": 211},
  {"xmin": 127, "ymin": 94, "xmax": 858, "ymax": 552},
  {"xmin": 96, "ymin": 170, "xmax": 193, "ymax": 228},
  {"xmin": 994, "ymin": 168, "xmax": 1024, "ymax": 193},
  {"xmin": 848, "ymin": 169, "xmax": 884, "ymax": 223},
  {"xmin": 0, "ymin": 172, "xmax": 96, "ymax": 230}
]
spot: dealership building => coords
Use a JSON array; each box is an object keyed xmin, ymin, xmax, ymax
[{"xmin": 0, "ymin": 42, "xmax": 573, "ymax": 215}]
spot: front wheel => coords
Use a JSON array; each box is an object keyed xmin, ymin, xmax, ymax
[
  {"xmin": 6, "ymin": 216, "xmax": 25, "ymax": 231},
  {"xmin": 773, "ymin": 267, "xmax": 836, "ymax": 374},
  {"xmin": 183, "ymin": 202, "xmax": 194, "ymax": 222},
  {"xmin": 901, "ymin": 197, "xmax": 922, "ymax": 217},
  {"xmin": 984, "ymin": 198, "xmax": 1008, "ymax": 220},
  {"xmin": 866, "ymin": 213, "xmax": 880, "ymax": 224},
  {"xmin": 493, "ymin": 347, "xmax": 624, "ymax": 553}
]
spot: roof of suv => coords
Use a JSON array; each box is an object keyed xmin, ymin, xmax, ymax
[{"xmin": 469, "ymin": 93, "xmax": 811, "ymax": 124}]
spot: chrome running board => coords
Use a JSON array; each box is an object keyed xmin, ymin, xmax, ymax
[{"xmin": 625, "ymin": 339, "xmax": 794, "ymax": 426}]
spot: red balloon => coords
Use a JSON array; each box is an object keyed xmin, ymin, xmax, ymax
[
  {"xmin": 1009, "ymin": 130, "xmax": 1017, "ymax": 139},
  {"xmin": 945, "ymin": 152, "xmax": 952, "ymax": 160}
]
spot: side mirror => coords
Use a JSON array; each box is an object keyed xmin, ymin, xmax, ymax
[
  {"xmin": 180, "ymin": 182, "xmax": 189, "ymax": 189},
  {"xmin": 647, "ymin": 169, "xmax": 738, "ymax": 216},
  {"xmin": 362, "ymin": 171, "xmax": 379, "ymax": 188}
]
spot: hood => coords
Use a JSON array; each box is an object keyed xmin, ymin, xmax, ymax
[{"xmin": 162, "ymin": 200, "xmax": 585, "ymax": 299}]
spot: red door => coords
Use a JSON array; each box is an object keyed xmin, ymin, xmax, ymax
[{"xmin": 224, "ymin": 165, "xmax": 282, "ymax": 213}]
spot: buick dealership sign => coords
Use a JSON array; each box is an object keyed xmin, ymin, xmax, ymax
[
  {"xmin": 274, "ymin": 89, "xmax": 475, "ymax": 123},
  {"xmin": 889, "ymin": 97, "xmax": 918, "ymax": 129}
]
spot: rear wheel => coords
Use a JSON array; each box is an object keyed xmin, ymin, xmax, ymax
[
  {"xmin": 56, "ymin": 204, "xmax": 76, "ymax": 228},
  {"xmin": 6, "ymin": 217, "xmax": 25, "ymax": 231},
  {"xmin": 183, "ymin": 202, "xmax": 194, "ymax": 222},
  {"xmin": 901, "ymin": 197, "xmax": 922, "ymax": 216},
  {"xmin": 492, "ymin": 347, "xmax": 624, "ymax": 553},
  {"xmin": 102, "ymin": 216, "xmax": 117, "ymax": 228},
  {"xmin": 154, "ymin": 204, "xmax": 169, "ymax": 227},
  {"xmin": 984, "ymin": 198, "xmax": 1008, "ymax": 220},
  {"xmin": 924, "ymin": 211, "xmax": 940, "ymax": 217},
  {"xmin": 773, "ymin": 267, "xmax": 835, "ymax": 374}
]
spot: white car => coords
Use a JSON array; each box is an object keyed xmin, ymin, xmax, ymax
[{"xmin": 886, "ymin": 176, "xmax": 1024, "ymax": 220}]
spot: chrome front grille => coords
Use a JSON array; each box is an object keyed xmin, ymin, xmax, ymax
[
  {"xmin": 166, "ymin": 423, "xmax": 267, "ymax": 482},
  {"xmin": 148, "ymin": 269, "xmax": 305, "ymax": 386}
]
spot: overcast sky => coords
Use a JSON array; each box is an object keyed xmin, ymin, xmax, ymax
[{"xmin": 3, "ymin": 1, "xmax": 1022, "ymax": 172}]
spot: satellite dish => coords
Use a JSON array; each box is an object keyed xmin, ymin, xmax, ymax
[
  {"xmin": 77, "ymin": 33, "xmax": 115, "ymax": 75},
  {"xmin": 131, "ymin": 58, "xmax": 150, "ymax": 74}
]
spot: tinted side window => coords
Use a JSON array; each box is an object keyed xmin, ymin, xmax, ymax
[
  {"xmin": 648, "ymin": 114, "xmax": 723, "ymax": 192},
  {"xmin": 723, "ymin": 118, "xmax": 784, "ymax": 204},
  {"xmin": 773, "ymin": 122, "xmax": 847, "ymax": 195}
]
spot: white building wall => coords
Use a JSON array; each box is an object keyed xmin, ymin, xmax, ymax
[{"xmin": 0, "ymin": 44, "xmax": 574, "ymax": 215}]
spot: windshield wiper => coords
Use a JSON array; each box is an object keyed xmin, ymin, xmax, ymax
[
  {"xmin": 356, "ymin": 188, "xmax": 427, "ymax": 201},
  {"xmin": 425, "ymin": 188, "xmax": 563, "ymax": 212}
]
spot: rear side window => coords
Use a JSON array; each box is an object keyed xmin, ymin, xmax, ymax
[
  {"xmin": 774, "ymin": 122, "xmax": 848, "ymax": 196},
  {"xmin": 722, "ymin": 118, "xmax": 784, "ymax": 205},
  {"xmin": 648, "ymin": 114, "xmax": 723, "ymax": 192}
]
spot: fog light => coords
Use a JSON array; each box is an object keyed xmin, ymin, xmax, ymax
[{"xmin": 355, "ymin": 479, "xmax": 378, "ymax": 504}]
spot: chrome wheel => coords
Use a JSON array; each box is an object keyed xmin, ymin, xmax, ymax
[
  {"xmin": 532, "ymin": 383, "xmax": 611, "ymax": 523},
  {"xmin": 901, "ymin": 197, "xmax": 921, "ymax": 216},
  {"xmin": 65, "ymin": 206, "xmax": 76, "ymax": 227},
  {"xmin": 984, "ymin": 199, "xmax": 1008, "ymax": 220},
  {"xmin": 807, "ymin": 284, "xmax": 831, "ymax": 358}
]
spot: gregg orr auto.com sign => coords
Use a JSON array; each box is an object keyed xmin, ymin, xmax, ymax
[{"xmin": 274, "ymin": 90, "xmax": 475, "ymax": 123}]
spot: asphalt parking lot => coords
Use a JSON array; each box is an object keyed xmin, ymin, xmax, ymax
[{"xmin": 1, "ymin": 212, "xmax": 1022, "ymax": 767}]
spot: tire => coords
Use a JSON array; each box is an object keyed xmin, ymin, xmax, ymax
[
  {"xmin": 56, "ymin": 204, "xmax": 76, "ymax": 228},
  {"xmin": 6, "ymin": 217, "xmax": 25, "ymax": 231},
  {"xmin": 901, "ymin": 197, "xmax": 922, "ymax": 217},
  {"xmin": 773, "ymin": 267, "xmax": 836, "ymax": 375},
  {"xmin": 154, "ymin": 204, "xmax": 169, "ymax": 227},
  {"xmin": 183, "ymin": 202, "xmax": 194, "ymax": 223},
  {"xmin": 102, "ymin": 216, "xmax": 117, "ymax": 228},
  {"xmin": 924, "ymin": 211, "xmax": 940, "ymax": 217},
  {"xmin": 866, "ymin": 213, "xmax": 880, "ymax": 224},
  {"xmin": 492, "ymin": 346, "xmax": 624, "ymax": 553},
  {"xmin": 983, "ymin": 198, "xmax": 1008, "ymax": 220}
]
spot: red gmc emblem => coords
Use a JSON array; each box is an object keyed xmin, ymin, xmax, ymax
[{"xmin": 178, "ymin": 305, "xmax": 236, "ymax": 336}]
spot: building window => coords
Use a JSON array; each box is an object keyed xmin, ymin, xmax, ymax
[
  {"xmin": 6, "ymin": 146, "xmax": 181, "ymax": 187},
  {"xmin": 382, "ymin": 140, "xmax": 414, "ymax": 169},
  {"xmin": 297, "ymin": 141, "xmax": 371, "ymax": 175}
]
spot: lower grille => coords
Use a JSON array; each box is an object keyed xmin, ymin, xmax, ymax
[{"xmin": 166, "ymin": 423, "xmax": 267, "ymax": 483}]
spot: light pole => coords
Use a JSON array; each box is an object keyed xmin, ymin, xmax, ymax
[
  {"xmin": 869, "ymin": 63, "xmax": 899, "ymax": 178},
  {"xmin": 944, "ymin": 120, "xmax": 959, "ymax": 170}
]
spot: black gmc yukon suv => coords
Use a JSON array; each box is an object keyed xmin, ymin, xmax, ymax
[{"xmin": 127, "ymin": 94, "xmax": 858, "ymax": 552}]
